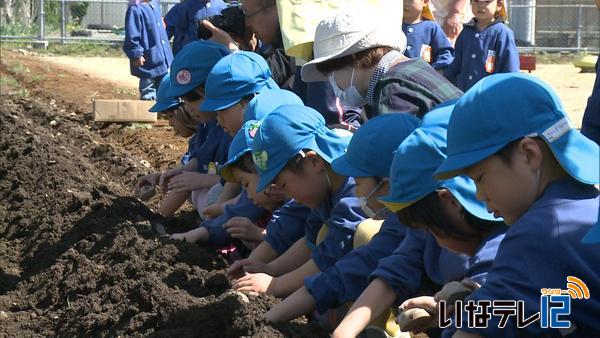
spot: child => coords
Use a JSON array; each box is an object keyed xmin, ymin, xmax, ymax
[
  {"xmin": 231, "ymin": 105, "xmax": 366, "ymax": 297},
  {"xmin": 134, "ymin": 74, "xmax": 201, "ymax": 216},
  {"xmin": 403, "ymin": 0, "xmax": 454, "ymax": 71},
  {"xmin": 435, "ymin": 73, "xmax": 599, "ymax": 336},
  {"xmin": 444, "ymin": 0, "xmax": 519, "ymax": 91},
  {"xmin": 123, "ymin": 0, "xmax": 174, "ymax": 100},
  {"xmin": 167, "ymin": 0, "xmax": 228, "ymax": 54},
  {"xmin": 380, "ymin": 105, "xmax": 507, "ymax": 337},
  {"xmin": 263, "ymin": 113, "xmax": 419, "ymax": 328},
  {"xmin": 200, "ymin": 51, "xmax": 280, "ymax": 136},
  {"xmin": 301, "ymin": 8, "xmax": 462, "ymax": 119},
  {"xmin": 135, "ymin": 40, "xmax": 236, "ymax": 221},
  {"xmin": 221, "ymin": 120, "xmax": 310, "ymax": 269}
]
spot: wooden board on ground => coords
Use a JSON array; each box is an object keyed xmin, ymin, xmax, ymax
[{"xmin": 93, "ymin": 99, "xmax": 157, "ymax": 122}]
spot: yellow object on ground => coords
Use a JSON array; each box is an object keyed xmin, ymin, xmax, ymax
[{"xmin": 573, "ymin": 55, "xmax": 598, "ymax": 72}]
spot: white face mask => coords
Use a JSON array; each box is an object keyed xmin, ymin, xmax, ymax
[
  {"xmin": 329, "ymin": 69, "xmax": 367, "ymax": 108},
  {"xmin": 358, "ymin": 180, "xmax": 387, "ymax": 219}
]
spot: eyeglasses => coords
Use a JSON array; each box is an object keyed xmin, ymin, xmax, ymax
[{"xmin": 242, "ymin": 4, "xmax": 274, "ymax": 18}]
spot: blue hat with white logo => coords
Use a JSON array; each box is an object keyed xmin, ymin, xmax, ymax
[
  {"xmin": 149, "ymin": 74, "xmax": 181, "ymax": 112},
  {"xmin": 252, "ymin": 105, "xmax": 351, "ymax": 192},
  {"xmin": 435, "ymin": 73, "xmax": 599, "ymax": 185},
  {"xmin": 331, "ymin": 113, "xmax": 419, "ymax": 178},
  {"xmin": 379, "ymin": 102, "xmax": 498, "ymax": 221},
  {"xmin": 166, "ymin": 41, "xmax": 230, "ymax": 98},
  {"xmin": 243, "ymin": 89, "xmax": 304, "ymax": 122},
  {"xmin": 201, "ymin": 51, "xmax": 279, "ymax": 112},
  {"xmin": 219, "ymin": 120, "xmax": 262, "ymax": 182}
]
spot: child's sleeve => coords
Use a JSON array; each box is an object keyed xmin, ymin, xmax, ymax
[
  {"xmin": 311, "ymin": 197, "xmax": 366, "ymax": 271},
  {"xmin": 495, "ymin": 27, "xmax": 520, "ymax": 73},
  {"xmin": 263, "ymin": 201, "xmax": 309, "ymax": 255},
  {"xmin": 444, "ymin": 29, "xmax": 464, "ymax": 85},
  {"xmin": 464, "ymin": 230, "xmax": 506, "ymax": 285},
  {"xmin": 430, "ymin": 23, "xmax": 455, "ymax": 70},
  {"xmin": 123, "ymin": 6, "xmax": 145, "ymax": 60},
  {"xmin": 201, "ymin": 191, "xmax": 267, "ymax": 247},
  {"xmin": 304, "ymin": 217, "xmax": 407, "ymax": 313},
  {"xmin": 369, "ymin": 229, "xmax": 468, "ymax": 303}
]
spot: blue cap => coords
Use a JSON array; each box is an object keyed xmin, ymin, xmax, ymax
[
  {"xmin": 201, "ymin": 51, "xmax": 279, "ymax": 112},
  {"xmin": 219, "ymin": 120, "xmax": 262, "ymax": 183},
  {"xmin": 166, "ymin": 41, "xmax": 230, "ymax": 98},
  {"xmin": 331, "ymin": 113, "xmax": 419, "ymax": 178},
  {"xmin": 243, "ymin": 89, "xmax": 304, "ymax": 122},
  {"xmin": 149, "ymin": 74, "xmax": 181, "ymax": 112},
  {"xmin": 252, "ymin": 105, "xmax": 351, "ymax": 192},
  {"xmin": 378, "ymin": 103, "xmax": 498, "ymax": 221},
  {"xmin": 435, "ymin": 73, "xmax": 599, "ymax": 185}
]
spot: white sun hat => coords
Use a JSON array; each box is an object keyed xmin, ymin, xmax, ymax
[{"xmin": 300, "ymin": 8, "xmax": 407, "ymax": 83}]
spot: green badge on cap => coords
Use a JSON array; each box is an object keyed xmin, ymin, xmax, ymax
[{"xmin": 253, "ymin": 150, "xmax": 268, "ymax": 171}]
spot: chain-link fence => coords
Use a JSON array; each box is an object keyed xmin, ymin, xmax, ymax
[{"xmin": 1, "ymin": 0, "xmax": 598, "ymax": 51}]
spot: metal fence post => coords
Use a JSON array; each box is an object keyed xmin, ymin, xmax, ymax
[
  {"xmin": 39, "ymin": 0, "xmax": 45, "ymax": 42},
  {"xmin": 576, "ymin": 4, "xmax": 582, "ymax": 50},
  {"xmin": 61, "ymin": 0, "xmax": 67, "ymax": 45}
]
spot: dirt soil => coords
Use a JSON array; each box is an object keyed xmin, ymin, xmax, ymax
[{"xmin": 0, "ymin": 51, "xmax": 326, "ymax": 337}]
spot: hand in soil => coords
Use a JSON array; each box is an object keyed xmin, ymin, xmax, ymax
[
  {"xmin": 134, "ymin": 172, "xmax": 161, "ymax": 195},
  {"xmin": 159, "ymin": 168, "xmax": 181, "ymax": 192},
  {"xmin": 202, "ymin": 202, "xmax": 225, "ymax": 219},
  {"xmin": 169, "ymin": 228, "xmax": 204, "ymax": 243},
  {"xmin": 227, "ymin": 258, "xmax": 269, "ymax": 279},
  {"xmin": 167, "ymin": 171, "xmax": 209, "ymax": 193},
  {"xmin": 232, "ymin": 272, "xmax": 276, "ymax": 294},
  {"xmin": 223, "ymin": 217, "xmax": 264, "ymax": 243}
]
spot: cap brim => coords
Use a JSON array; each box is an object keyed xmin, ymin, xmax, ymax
[
  {"xmin": 201, "ymin": 97, "xmax": 239, "ymax": 112},
  {"xmin": 300, "ymin": 41, "xmax": 360, "ymax": 83},
  {"xmin": 444, "ymin": 176, "xmax": 499, "ymax": 221},
  {"xmin": 331, "ymin": 154, "xmax": 373, "ymax": 178},
  {"xmin": 256, "ymin": 160, "xmax": 287, "ymax": 192},
  {"xmin": 378, "ymin": 195, "xmax": 418, "ymax": 213},
  {"xmin": 546, "ymin": 129, "xmax": 599, "ymax": 185},
  {"xmin": 149, "ymin": 101, "xmax": 180, "ymax": 113},
  {"xmin": 434, "ymin": 142, "xmax": 507, "ymax": 180}
]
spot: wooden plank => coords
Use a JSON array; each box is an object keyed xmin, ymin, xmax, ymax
[{"xmin": 93, "ymin": 99, "xmax": 157, "ymax": 122}]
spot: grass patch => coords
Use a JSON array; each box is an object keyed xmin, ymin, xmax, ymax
[{"xmin": 0, "ymin": 74, "xmax": 29, "ymax": 98}]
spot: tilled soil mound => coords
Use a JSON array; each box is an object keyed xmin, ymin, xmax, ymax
[{"xmin": 0, "ymin": 94, "xmax": 325, "ymax": 337}]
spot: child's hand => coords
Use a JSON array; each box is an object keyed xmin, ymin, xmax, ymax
[
  {"xmin": 227, "ymin": 258, "xmax": 269, "ymax": 279},
  {"xmin": 134, "ymin": 172, "xmax": 161, "ymax": 195},
  {"xmin": 400, "ymin": 296, "xmax": 438, "ymax": 315},
  {"xmin": 232, "ymin": 272, "xmax": 276, "ymax": 294},
  {"xmin": 223, "ymin": 217, "xmax": 264, "ymax": 243},
  {"xmin": 132, "ymin": 56, "xmax": 145, "ymax": 67},
  {"xmin": 167, "ymin": 171, "xmax": 207, "ymax": 192},
  {"xmin": 170, "ymin": 230, "xmax": 201, "ymax": 243},
  {"xmin": 159, "ymin": 169, "xmax": 180, "ymax": 192},
  {"xmin": 201, "ymin": 20, "xmax": 238, "ymax": 51},
  {"xmin": 202, "ymin": 203, "xmax": 225, "ymax": 219}
]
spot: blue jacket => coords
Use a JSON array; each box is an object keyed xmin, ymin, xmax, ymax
[
  {"xmin": 459, "ymin": 179, "xmax": 600, "ymax": 337},
  {"xmin": 123, "ymin": 0, "xmax": 174, "ymax": 79},
  {"xmin": 264, "ymin": 200, "xmax": 310, "ymax": 255},
  {"xmin": 202, "ymin": 190, "xmax": 267, "ymax": 247},
  {"xmin": 402, "ymin": 21, "xmax": 454, "ymax": 70},
  {"xmin": 164, "ymin": 2, "xmax": 185, "ymax": 54},
  {"xmin": 191, "ymin": 120, "xmax": 231, "ymax": 174},
  {"xmin": 370, "ymin": 228, "xmax": 469, "ymax": 305},
  {"xmin": 171, "ymin": 0, "xmax": 227, "ymax": 53},
  {"xmin": 305, "ymin": 212, "xmax": 408, "ymax": 313},
  {"xmin": 445, "ymin": 20, "xmax": 519, "ymax": 91},
  {"xmin": 305, "ymin": 177, "xmax": 367, "ymax": 271}
]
